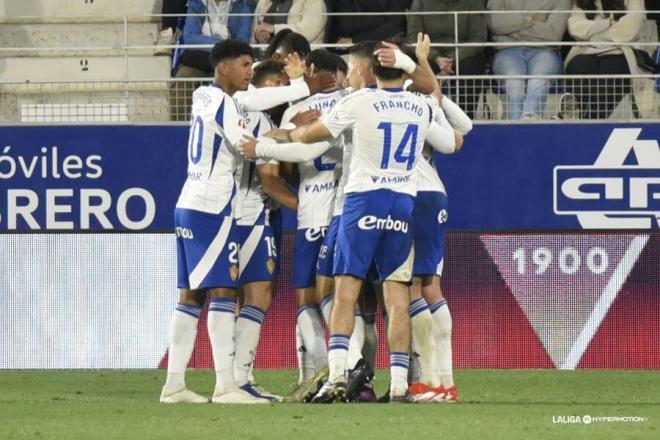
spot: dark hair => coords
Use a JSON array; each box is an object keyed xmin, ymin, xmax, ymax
[
  {"xmin": 349, "ymin": 41, "xmax": 377, "ymax": 61},
  {"xmin": 252, "ymin": 59, "xmax": 285, "ymax": 86},
  {"xmin": 305, "ymin": 49, "xmax": 338, "ymax": 74},
  {"xmin": 264, "ymin": 29, "xmax": 311, "ymax": 59},
  {"xmin": 209, "ymin": 39, "xmax": 254, "ymax": 68},
  {"xmin": 371, "ymin": 42, "xmax": 405, "ymax": 81},
  {"xmin": 575, "ymin": 0, "xmax": 626, "ymax": 20},
  {"xmin": 334, "ymin": 54, "xmax": 348, "ymax": 75}
]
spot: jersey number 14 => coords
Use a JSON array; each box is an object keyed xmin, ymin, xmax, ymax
[{"xmin": 378, "ymin": 122, "xmax": 418, "ymax": 170}]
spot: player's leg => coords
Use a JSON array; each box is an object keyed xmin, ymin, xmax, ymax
[
  {"xmin": 312, "ymin": 194, "xmax": 378, "ymax": 403},
  {"xmin": 360, "ymin": 284, "xmax": 379, "ymax": 372},
  {"xmin": 160, "ymin": 288, "xmax": 208, "ymax": 403},
  {"xmin": 316, "ymin": 215, "xmax": 341, "ymax": 327},
  {"xmin": 234, "ymin": 220, "xmax": 279, "ymax": 400},
  {"xmin": 161, "ymin": 207, "xmax": 215, "ymax": 403},
  {"xmin": 423, "ymin": 275, "xmax": 457, "ymax": 402},
  {"xmin": 185, "ymin": 212, "xmax": 267, "ymax": 404},
  {"xmin": 374, "ymin": 191, "xmax": 415, "ymax": 402},
  {"xmin": 294, "ymin": 228, "xmax": 328, "ymax": 374}
]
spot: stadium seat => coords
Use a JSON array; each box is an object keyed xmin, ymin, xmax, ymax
[{"xmin": 0, "ymin": 0, "xmax": 161, "ymax": 23}]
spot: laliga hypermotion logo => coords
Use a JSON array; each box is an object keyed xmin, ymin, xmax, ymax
[{"xmin": 554, "ymin": 128, "xmax": 660, "ymax": 229}]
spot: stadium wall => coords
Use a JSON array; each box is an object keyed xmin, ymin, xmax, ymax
[{"xmin": 1, "ymin": 124, "xmax": 658, "ymax": 369}]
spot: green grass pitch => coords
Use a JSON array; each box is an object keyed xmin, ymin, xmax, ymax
[{"xmin": 0, "ymin": 369, "xmax": 658, "ymax": 439}]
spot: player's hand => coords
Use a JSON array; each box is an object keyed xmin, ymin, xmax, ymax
[
  {"xmin": 263, "ymin": 128, "xmax": 292, "ymax": 141},
  {"xmin": 284, "ymin": 52, "xmax": 306, "ymax": 80},
  {"xmin": 415, "ymin": 32, "xmax": 431, "ymax": 62},
  {"xmin": 240, "ymin": 135, "xmax": 258, "ymax": 160},
  {"xmin": 373, "ymin": 41, "xmax": 399, "ymax": 68},
  {"xmin": 305, "ymin": 69, "xmax": 336, "ymax": 94},
  {"xmin": 337, "ymin": 36, "xmax": 353, "ymax": 46},
  {"xmin": 290, "ymin": 109, "xmax": 321, "ymax": 127}
]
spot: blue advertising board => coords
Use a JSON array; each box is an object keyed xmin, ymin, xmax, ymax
[{"xmin": 1, "ymin": 123, "xmax": 658, "ymax": 231}]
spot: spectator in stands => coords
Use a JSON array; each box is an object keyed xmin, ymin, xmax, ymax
[
  {"xmin": 156, "ymin": 0, "xmax": 188, "ymax": 54},
  {"xmin": 488, "ymin": 0, "xmax": 571, "ymax": 120},
  {"xmin": 326, "ymin": 1, "xmax": 409, "ymax": 50},
  {"xmin": 263, "ymin": 29, "xmax": 312, "ymax": 60},
  {"xmin": 564, "ymin": 0, "xmax": 651, "ymax": 119},
  {"xmin": 252, "ymin": 0, "xmax": 327, "ymax": 44},
  {"xmin": 177, "ymin": 0, "xmax": 255, "ymax": 77},
  {"xmin": 406, "ymin": 0, "xmax": 487, "ymax": 118}
]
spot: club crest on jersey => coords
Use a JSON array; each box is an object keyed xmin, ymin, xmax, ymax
[
  {"xmin": 357, "ymin": 215, "xmax": 409, "ymax": 233},
  {"xmin": 229, "ymin": 264, "xmax": 239, "ymax": 281},
  {"xmin": 553, "ymin": 128, "xmax": 660, "ymax": 229},
  {"xmin": 438, "ymin": 209, "xmax": 448, "ymax": 224},
  {"xmin": 267, "ymin": 258, "xmax": 275, "ymax": 274}
]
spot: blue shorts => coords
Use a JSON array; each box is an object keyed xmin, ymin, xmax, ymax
[
  {"xmin": 238, "ymin": 212, "xmax": 277, "ymax": 284},
  {"xmin": 316, "ymin": 215, "xmax": 340, "ymax": 278},
  {"xmin": 413, "ymin": 191, "xmax": 448, "ymax": 277},
  {"xmin": 175, "ymin": 206, "xmax": 240, "ymax": 290},
  {"xmin": 334, "ymin": 190, "xmax": 414, "ymax": 283},
  {"xmin": 294, "ymin": 226, "xmax": 328, "ymax": 288}
]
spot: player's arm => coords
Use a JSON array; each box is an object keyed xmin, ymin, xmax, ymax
[
  {"xmin": 241, "ymin": 136, "xmax": 333, "ymax": 162},
  {"xmin": 257, "ymin": 162, "xmax": 298, "ymax": 211},
  {"xmin": 426, "ymin": 120, "xmax": 461, "ymax": 154},
  {"xmin": 439, "ymin": 96, "xmax": 473, "ymax": 135},
  {"xmin": 374, "ymin": 34, "xmax": 436, "ymax": 95}
]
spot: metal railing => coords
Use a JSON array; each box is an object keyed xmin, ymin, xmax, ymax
[{"xmin": 0, "ymin": 10, "xmax": 658, "ymax": 123}]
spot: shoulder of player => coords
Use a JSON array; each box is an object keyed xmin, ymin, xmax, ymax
[{"xmin": 334, "ymin": 87, "xmax": 373, "ymax": 107}]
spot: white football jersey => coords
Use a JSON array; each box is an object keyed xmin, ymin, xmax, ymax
[
  {"xmin": 417, "ymin": 102, "xmax": 452, "ymax": 194},
  {"xmin": 176, "ymin": 84, "xmax": 249, "ymax": 214},
  {"xmin": 234, "ymin": 109, "xmax": 278, "ymax": 226},
  {"xmin": 322, "ymin": 87, "xmax": 435, "ymax": 197},
  {"xmin": 281, "ymin": 89, "xmax": 347, "ymax": 229},
  {"xmin": 332, "ymin": 129, "xmax": 353, "ymax": 216}
]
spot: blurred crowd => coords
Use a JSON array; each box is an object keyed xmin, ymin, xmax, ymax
[{"xmin": 158, "ymin": 0, "xmax": 659, "ymax": 120}]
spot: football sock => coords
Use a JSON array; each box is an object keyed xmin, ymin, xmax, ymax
[
  {"xmin": 362, "ymin": 313, "xmax": 378, "ymax": 371},
  {"xmin": 328, "ymin": 334, "xmax": 350, "ymax": 383},
  {"xmin": 164, "ymin": 303, "xmax": 201, "ymax": 391},
  {"xmin": 430, "ymin": 298, "xmax": 454, "ymax": 388},
  {"xmin": 297, "ymin": 305, "xmax": 328, "ymax": 370},
  {"xmin": 347, "ymin": 309, "xmax": 366, "ymax": 370},
  {"xmin": 233, "ymin": 305, "xmax": 266, "ymax": 386},
  {"xmin": 410, "ymin": 298, "xmax": 440, "ymax": 387},
  {"xmin": 390, "ymin": 352, "xmax": 410, "ymax": 394},
  {"xmin": 295, "ymin": 324, "xmax": 315, "ymax": 382},
  {"xmin": 320, "ymin": 294, "xmax": 334, "ymax": 328},
  {"xmin": 208, "ymin": 298, "xmax": 238, "ymax": 394}
]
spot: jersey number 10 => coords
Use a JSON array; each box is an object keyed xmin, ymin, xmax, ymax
[{"xmin": 378, "ymin": 122, "xmax": 418, "ymax": 171}]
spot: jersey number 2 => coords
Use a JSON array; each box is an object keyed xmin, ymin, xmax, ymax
[{"xmin": 378, "ymin": 122, "xmax": 418, "ymax": 170}]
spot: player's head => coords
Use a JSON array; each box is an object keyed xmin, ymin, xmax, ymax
[
  {"xmin": 305, "ymin": 49, "xmax": 338, "ymax": 75},
  {"xmin": 210, "ymin": 39, "xmax": 254, "ymax": 93},
  {"xmin": 265, "ymin": 29, "xmax": 311, "ymax": 61},
  {"xmin": 252, "ymin": 59, "xmax": 286, "ymax": 88},
  {"xmin": 371, "ymin": 42, "xmax": 405, "ymax": 83},
  {"xmin": 334, "ymin": 54, "xmax": 349, "ymax": 89},
  {"xmin": 347, "ymin": 41, "xmax": 377, "ymax": 90}
]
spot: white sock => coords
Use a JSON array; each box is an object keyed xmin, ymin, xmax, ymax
[
  {"xmin": 347, "ymin": 309, "xmax": 366, "ymax": 370},
  {"xmin": 208, "ymin": 298, "xmax": 237, "ymax": 394},
  {"xmin": 319, "ymin": 294, "xmax": 334, "ymax": 328},
  {"xmin": 328, "ymin": 334, "xmax": 350, "ymax": 383},
  {"xmin": 165, "ymin": 303, "xmax": 201, "ymax": 391},
  {"xmin": 390, "ymin": 352, "xmax": 409, "ymax": 394},
  {"xmin": 295, "ymin": 324, "xmax": 315, "ymax": 382},
  {"xmin": 362, "ymin": 313, "xmax": 378, "ymax": 370},
  {"xmin": 297, "ymin": 305, "xmax": 328, "ymax": 370},
  {"xmin": 430, "ymin": 298, "xmax": 454, "ymax": 388},
  {"xmin": 410, "ymin": 298, "xmax": 440, "ymax": 387},
  {"xmin": 233, "ymin": 305, "xmax": 266, "ymax": 386}
]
